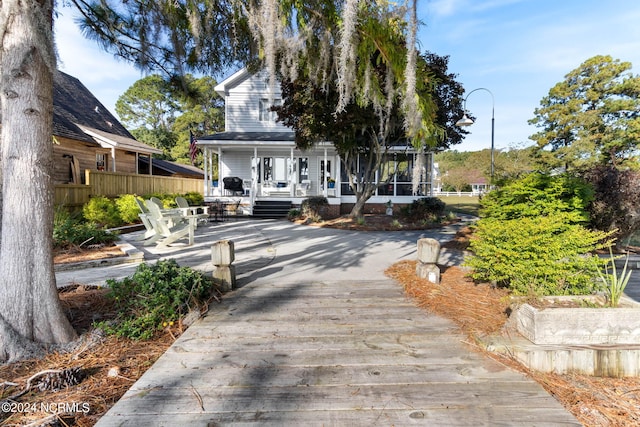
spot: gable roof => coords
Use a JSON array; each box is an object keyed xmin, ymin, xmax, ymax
[
  {"xmin": 53, "ymin": 70, "xmax": 132, "ymax": 143},
  {"xmin": 53, "ymin": 71, "xmax": 160, "ymax": 155},
  {"xmin": 214, "ymin": 68, "xmax": 252, "ymax": 97}
]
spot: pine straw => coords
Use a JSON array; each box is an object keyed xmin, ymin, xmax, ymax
[
  {"xmin": 386, "ymin": 260, "xmax": 640, "ymax": 427},
  {"xmin": 0, "ymin": 286, "xmax": 179, "ymax": 426}
]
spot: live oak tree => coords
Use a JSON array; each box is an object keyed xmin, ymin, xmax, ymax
[
  {"xmin": 0, "ymin": 0, "xmax": 420, "ymax": 361},
  {"xmin": 529, "ymin": 55, "xmax": 640, "ymax": 172}
]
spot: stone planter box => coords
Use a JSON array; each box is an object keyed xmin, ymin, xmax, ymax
[{"xmin": 513, "ymin": 296, "xmax": 640, "ymax": 345}]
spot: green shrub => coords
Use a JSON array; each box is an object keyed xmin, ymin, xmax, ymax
[
  {"xmin": 116, "ymin": 194, "xmax": 144, "ymax": 224},
  {"xmin": 466, "ymin": 214, "xmax": 611, "ymax": 296},
  {"xmin": 96, "ymin": 260, "xmax": 216, "ymax": 340},
  {"xmin": 288, "ymin": 208, "xmax": 301, "ymax": 220},
  {"xmin": 143, "ymin": 192, "xmax": 176, "ymax": 209},
  {"xmin": 182, "ymin": 192, "xmax": 204, "ymax": 206},
  {"xmin": 301, "ymin": 196, "xmax": 328, "ymax": 222},
  {"xmin": 465, "ymin": 173, "xmax": 612, "ymax": 296},
  {"xmin": 479, "ymin": 172, "xmax": 593, "ymax": 223},
  {"xmin": 400, "ymin": 197, "xmax": 446, "ymax": 221},
  {"xmin": 83, "ymin": 196, "xmax": 123, "ymax": 228},
  {"xmin": 53, "ymin": 208, "xmax": 118, "ymax": 248}
]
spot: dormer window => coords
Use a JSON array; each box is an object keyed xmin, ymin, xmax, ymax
[{"xmin": 259, "ymin": 98, "xmax": 281, "ymax": 122}]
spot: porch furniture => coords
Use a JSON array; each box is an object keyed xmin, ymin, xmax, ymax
[
  {"xmin": 223, "ymin": 177, "xmax": 244, "ymax": 196},
  {"xmin": 150, "ymin": 197, "xmax": 183, "ymax": 217},
  {"xmin": 134, "ymin": 198, "xmax": 156, "ymax": 241},
  {"xmin": 242, "ymin": 179, "xmax": 251, "ymax": 196},
  {"xmin": 175, "ymin": 196, "xmax": 209, "ymax": 225},
  {"xmin": 296, "ymin": 179, "xmax": 311, "ymax": 197},
  {"xmin": 262, "ymin": 180, "xmax": 291, "ymax": 196},
  {"xmin": 223, "ymin": 199, "xmax": 242, "ymax": 220},
  {"xmin": 145, "ymin": 200, "xmax": 197, "ymax": 247}
]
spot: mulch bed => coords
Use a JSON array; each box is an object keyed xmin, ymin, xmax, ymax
[{"xmin": 54, "ymin": 244, "xmax": 126, "ymax": 265}]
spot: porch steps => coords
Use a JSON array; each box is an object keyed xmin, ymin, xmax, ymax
[{"xmin": 252, "ymin": 200, "xmax": 292, "ymax": 218}]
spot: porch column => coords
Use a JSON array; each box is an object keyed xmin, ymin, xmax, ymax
[
  {"xmin": 251, "ymin": 147, "xmax": 257, "ymax": 206},
  {"xmin": 323, "ymin": 147, "xmax": 327, "ymax": 197},
  {"xmin": 290, "ymin": 147, "xmax": 294, "ymax": 197},
  {"xmin": 110, "ymin": 147, "xmax": 116, "ymax": 172},
  {"xmin": 218, "ymin": 147, "xmax": 222, "ymax": 196},
  {"xmin": 203, "ymin": 148, "xmax": 209, "ymax": 196}
]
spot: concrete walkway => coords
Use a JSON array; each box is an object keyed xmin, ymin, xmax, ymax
[{"xmin": 61, "ymin": 219, "xmax": 580, "ymax": 426}]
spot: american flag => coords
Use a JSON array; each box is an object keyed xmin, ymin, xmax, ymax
[{"xmin": 189, "ymin": 130, "xmax": 199, "ymax": 165}]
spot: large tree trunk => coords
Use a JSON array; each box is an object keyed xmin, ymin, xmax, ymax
[{"xmin": 0, "ymin": 0, "xmax": 77, "ymax": 363}]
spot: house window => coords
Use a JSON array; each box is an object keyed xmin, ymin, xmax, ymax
[
  {"xmin": 96, "ymin": 153, "xmax": 107, "ymax": 171},
  {"xmin": 298, "ymin": 158, "xmax": 309, "ymax": 182},
  {"xmin": 259, "ymin": 98, "xmax": 281, "ymax": 122}
]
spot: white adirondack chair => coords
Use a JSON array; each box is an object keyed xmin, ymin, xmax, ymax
[
  {"xmin": 145, "ymin": 200, "xmax": 197, "ymax": 247},
  {"xmin": 175, "ymin": 196, "xmax": 209, "ymax": 225},
  {"xmin": 134, "ymin": 197, "xmax": 156, "ymax": 241}
]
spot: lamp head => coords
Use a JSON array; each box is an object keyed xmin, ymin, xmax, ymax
[{"xmin": 455, "ymin": 113, "xmax": 474, "ymax": 127}]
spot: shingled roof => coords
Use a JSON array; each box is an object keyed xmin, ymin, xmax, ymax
[
  {"xmin": 51, "ymin": 70, "xmax": 161, "ymax": 155},
  {"xmin": 52, "ymin": 70, "xmax": 134, "ymax": 144}
]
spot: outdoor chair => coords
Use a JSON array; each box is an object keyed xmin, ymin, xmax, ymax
[
  {"xmin": 296, "ymin": 179, "xmax": 311, "ymax": 197},
  {"xmin": 134, "ymin": 198, "xmax": 156, "ymax": 241},
  {"xmin": 175, "ymin": 196, "xmax": 209, "ymax": 226},
  {"xmin": 223, "ymin": 199, "xmax": 242, "ymax": 220},
  {"xmin": 144, "ymin": 200, "xmax": 197, "ymax": 247}
]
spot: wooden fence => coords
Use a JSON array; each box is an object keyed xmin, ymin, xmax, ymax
[{"xmin": 54, "ymin": 170, "xmax": 203, "ymax": 210}]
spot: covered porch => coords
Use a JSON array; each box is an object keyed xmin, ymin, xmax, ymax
[{"xmin": 197, "ymin": 132, "xmax": 435, "ymax": 216}]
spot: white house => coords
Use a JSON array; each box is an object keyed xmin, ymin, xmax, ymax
[{"xmin": 196, "ymin": 68, "xmax": 434, "ymax": 217}]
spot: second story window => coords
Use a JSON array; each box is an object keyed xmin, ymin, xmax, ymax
[{"xmin": 259, "ymin": 98, "xmax": 281, "ymax": 122}]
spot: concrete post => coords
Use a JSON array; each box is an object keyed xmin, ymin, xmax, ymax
[
  {"xmin": 416, "ymin": 238, "xmax": 441, "ymax": 284},
  {"xmin": 212, "ymin": 240, "xmax": 236, "ymax": 291}
]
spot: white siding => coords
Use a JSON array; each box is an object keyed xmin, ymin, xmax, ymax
[{"xmin": 224, "ymin": 71, "xmax": 291, "ymax": 133}]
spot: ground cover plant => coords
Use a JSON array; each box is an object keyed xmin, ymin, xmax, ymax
[{"xmin": 96, "ymin": 260, "xmax": 219, "ymax": 340}]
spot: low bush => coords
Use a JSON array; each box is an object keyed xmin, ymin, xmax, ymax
[
  {"xmin": 53, "ymin": 208, "xmax": 118, "ymax": 248},
  {"xmin": 182, "ymin": 192, "xmax": 204, "ymax": 206},
  {"xmin": 96, "ymin": 260, "xmax": 217, "ymax": 340},
  {"xmin": 400, "ymin": 197, "xmax": 446, "ymax": 221},
  {"xmin": 115, "ymin": 194, "xmax": 143, "ymax": 224},
  {"xmin": 288, "ymin": 208, "xmax": 301, "ymax": 220},
  {"xmin": 83, "ymin": 196, "xmax": 122, "ymax": 228},
  {"xmin": 301, "ymin": 196, "xmax": 328, "ymax": 222},
  {"xmin": 466, "ymin": 214, "xmax": 611, "ymax": 296}
]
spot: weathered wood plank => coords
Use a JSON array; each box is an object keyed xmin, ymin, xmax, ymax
[
  {"xmin": 108, "ymin": 383, "xmax": 577, "ymax": 419},
  {"xmin": 171, "ymin": 332, "xmax": 464, "ymax": 353},
  {"xmin": 149, "ymin": 346, "xmax": 482, "ymax": 370},
  {"xmin": 129, "ymin": 363, "xmax": 532, "ymax": 390},
  {"xmin": 96, "ymin": 408, "xmax": 580, "ymax": 427}
]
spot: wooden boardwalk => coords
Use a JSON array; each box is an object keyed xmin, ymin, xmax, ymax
[{"xmin": 97, "ymin": 278, "xmax": 580, "ymax": 426}]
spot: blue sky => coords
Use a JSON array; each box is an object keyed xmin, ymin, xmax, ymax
[{"xmin": 55, "ymin": 0, "xmax": 640, "ymax": 152}]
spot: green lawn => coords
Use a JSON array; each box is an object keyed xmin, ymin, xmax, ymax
[{"xmin": 437, "ymin": 195, "xmax": 481, "ymax": 217}]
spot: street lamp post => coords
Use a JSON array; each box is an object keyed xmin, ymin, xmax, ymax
[{"xmin": 455, "ymin": 88, "xmax": 495, "ymax": 181}]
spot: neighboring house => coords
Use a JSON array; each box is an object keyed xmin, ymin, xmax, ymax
[
  {"xmin": 196, "ymin": 68, "xmax": 434, "ymax": 215},
  {"xmin": 52, "ymin": 70, "xmax": 162, "ymax": 185},
  {"xmin": 138, "ymin": 157, "xmax": 204, "ymax": 179}
]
